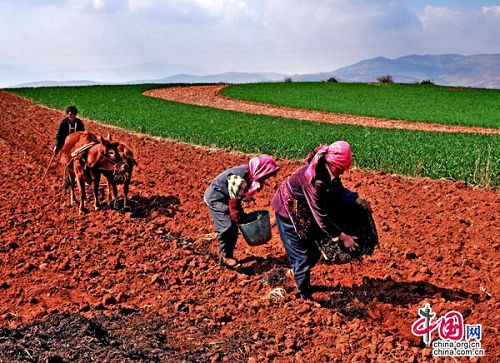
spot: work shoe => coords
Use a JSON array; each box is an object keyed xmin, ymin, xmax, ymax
[{"xmin": 220, "ymin": 256, "xmax": 240, "ymax": 268}]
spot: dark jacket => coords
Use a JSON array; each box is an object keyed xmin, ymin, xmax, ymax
[
  {"xmin": 54, "ymin": 117, "xmax": 85, "ymax": 149},
  {"xmin": 271, "ymin": 163, "xmax": 358, "ymax": 239}
]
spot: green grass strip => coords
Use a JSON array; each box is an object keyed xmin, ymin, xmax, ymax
[
  {"xmin": 8, "ymin": 84, "xmax": 500, "ymax": 188},
  {"xmin": 222, "ymin": 82, "xmax": 500, "ymax": 129}
]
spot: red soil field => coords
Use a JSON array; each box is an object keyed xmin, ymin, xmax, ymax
[{"xmin": 0, "ymin": 90, "xmax": 498, "ymax": 362}]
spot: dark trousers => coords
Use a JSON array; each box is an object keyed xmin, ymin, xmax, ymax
[
  {"xmin": 206, "ymin": 199, "xmax": 239, "ymax": 259},
  {"xmin": 275, "ymin": 213, "xmax": 320, "ymax": 297},
  {"xmin": 219, "ymin": 223, "xmax": 238, "ymax": 258}
]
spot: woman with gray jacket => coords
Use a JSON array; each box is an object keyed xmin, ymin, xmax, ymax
[{"xmin": 205, "ymin": 156, "xmax": 279, "ymax": 267}]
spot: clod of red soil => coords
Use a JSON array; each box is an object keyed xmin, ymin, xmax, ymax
[{"xmin": 0, "ymin": 90, "xmax": 499, "ymax": 362}]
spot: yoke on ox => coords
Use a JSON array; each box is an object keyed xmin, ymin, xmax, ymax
[{"xmin": 60, "ymin": 132, "xmax": 129, "ymax": 213}]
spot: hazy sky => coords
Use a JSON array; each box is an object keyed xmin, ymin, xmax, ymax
[{"xmin": 1, "ymin": 0, "xmax": 500, "ymax": 82}]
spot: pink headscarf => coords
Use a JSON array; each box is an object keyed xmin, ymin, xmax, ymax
[
  {"xmin": 305, "ymin": 141, "xmax": 353, "ymax": 182},
  {"xmin": 246, "ymin": 156, "xmax": 280, "ymax": 197}
]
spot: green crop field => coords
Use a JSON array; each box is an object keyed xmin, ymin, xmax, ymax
[
  {"xmin": 9, "ymin": 84, "xmax": 500, "ymax": 188},
  {"xmin": 222, "ymin": 82, "xmax": 500, "ymax": 129}
]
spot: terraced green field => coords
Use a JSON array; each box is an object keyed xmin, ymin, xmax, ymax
[
  {"xmin": 9, "ymin": 84, "xmax": 499, "ymax": 187},
  {"xmin": 222, "ymin": 82, "xmax": 500, "ymax": 129}
]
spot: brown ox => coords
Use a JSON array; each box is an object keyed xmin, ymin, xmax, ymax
[
  {"xmin": 60, "ymin": 132, "xmax": 128, "ymax": 213},
  {"xmin": 104, "ymin": 134, "xmax": 137, "ymax": 209}
]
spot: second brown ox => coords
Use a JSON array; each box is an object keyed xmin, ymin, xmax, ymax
[{"xmin": 104, "ymin": 134, "xmax": 137, "ymax": 209}]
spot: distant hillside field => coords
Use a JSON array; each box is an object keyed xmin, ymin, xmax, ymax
[
  {"xmin": 222, "ymin": 82, "xmax": 500, "ymax": 129},
  {"xmin": 8, "ymin": 84, "xmax": 499, "ymax": 187}
]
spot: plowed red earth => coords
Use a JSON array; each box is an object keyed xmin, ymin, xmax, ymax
[{"xmin": 0, "ymin": 90, "xmax": 499, "ymax": 362}]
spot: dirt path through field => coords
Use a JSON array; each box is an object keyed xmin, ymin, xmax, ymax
[
  {"xmin": 145, "ymin": 85, "xmax": 500, "ymax": 135},
  {"xmin": 1, "ymin": 91, "xmax": 499, "ymax": 361}
]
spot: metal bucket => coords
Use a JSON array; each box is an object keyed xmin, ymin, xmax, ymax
[{"xmin": 239, "ymin": 210, "xmax": 272, "ymax": 246}]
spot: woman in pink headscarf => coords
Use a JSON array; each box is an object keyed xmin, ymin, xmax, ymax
[
  {"xmin": 204, "ymin": 156, "xmax": 279, "ymax": 268},
  {"xmin": 271, "ymin": 141, "xmax": 359, "ymax": 299}
]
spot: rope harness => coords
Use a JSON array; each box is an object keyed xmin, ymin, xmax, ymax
[
  {"xmin": 64, "ymin": 142, "xmax": 127, "ymax": 185},
  {"xmin": 70, "ymin": 142, "xmax": 96, "ymax": 158}
]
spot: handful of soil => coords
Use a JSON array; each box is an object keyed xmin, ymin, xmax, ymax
[{"xmin": 317, "ymin": 200, "xmax": 378, "ymax": 265}]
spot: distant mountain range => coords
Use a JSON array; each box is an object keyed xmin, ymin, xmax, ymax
[
  {"xmin": 13, "ymin": 80, "xmax": 102, "ymax": 87},
  {"xmin": 2, "ymin": 62, "xmax": 203, "ymax": 88},
  {"xmin": 294, "ymin": 54, "xmax": 500, "ymax": 89},
  {"xmin": 142, "ymin": 71, "xmax": 286, "ymax": 84},
  {"xmin": 11, "ymin": 72, "xmax": 286, "ymax": 87},
  {"xmin": 6, "ymin": 54, "xmax": 500, "ymax": 89}
]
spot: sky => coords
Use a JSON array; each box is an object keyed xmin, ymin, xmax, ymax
[{"xmin": 1, "ymin": 0, "xmax": 500, "ymax": 85}]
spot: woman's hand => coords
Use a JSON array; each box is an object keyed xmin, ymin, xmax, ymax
[{"xmin": 340, "ymin": 232, "xmax": 359, "ymax": 251}]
